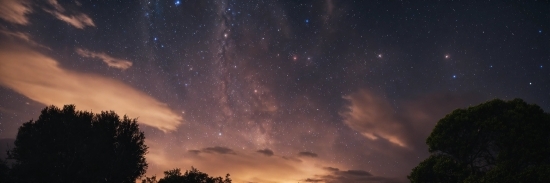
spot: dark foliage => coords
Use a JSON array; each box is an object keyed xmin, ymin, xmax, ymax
[
  {"xmin": 0, "ymin": 159, "xmax": 11, "ymax": 183},
  {"xmin": 142, "ymin": 167, "xmax": 231, "ymax": 183},
  {"xmin": 7, "ymin": 105, "xmax": 148, "ymax": 182},
  {"xmin": 409, "ymin": 99, "xmax": 550, "ymax": 182}
]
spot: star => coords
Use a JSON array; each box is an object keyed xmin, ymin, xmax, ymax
[
  {"xmin": 175, "ymin": 1, "xmax": 180, "ymax": 6},
  {"xmin": 377, "ymin": 54, "xmax": 382, "ymax": 58},
  {"xmin": 445, "ymin": 55, "xmax": 449, "ymax": 59}
]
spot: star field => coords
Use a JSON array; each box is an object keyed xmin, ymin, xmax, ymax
[{"xmin": 0, "ymin": 0, "xmax": 549, "ymax": 182}]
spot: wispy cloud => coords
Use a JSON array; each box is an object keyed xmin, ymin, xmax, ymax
[
  {"xmin": 0, "ymin": 43, "xmax": 182, "ymax": 132},
  {"xmin": 44, "ymin": 9, "xmax": 95, "ymax": 29},
  {"xmin": 76, "ymin": 48, "xmax": 133, "ymax": 70},
  {"xmin": 190, "ymin": 146, "xmax": 237, "ymax": 155},
  {"xmin": 0, "ymin": 0, "xmax": 32, "ymax": 25},
  {"xmin": 146, "ymin": 142, "xmax": 403, "ymax": 183},
  {"xmin": 341, "ymin": 90, "xmax": 408, "ymax": 147},
  {"xmin": 304, "ymin": 166, "xmax": 402, "ymax": 183},
  {"xmin": 256, "ymin": 148, "xmax": 274, "ymax": 156},
  {"xmin": 0, "ymin": 29, "xmax": 51, "ymax": 50},
  {"xmin": 298, "ymin": 151, "xmax": 318, "ymax": 158},
  {"xmin": 44, "ymin": 0, "xmax": 95, "ymax": 29},
  {"xmin": 341, "ymin": 89, "xmax": 485, "ymax": 149},
  {"xmin": 47, "ymin": 0, "xmax": 64, "ymax": 11},
  {"xmin": 146, "ymin": 143, "xmax": 337, "ymax": 183}
]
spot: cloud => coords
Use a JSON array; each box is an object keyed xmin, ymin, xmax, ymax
[
  {"xmin": 76, "ymin": 48, "xmax": 133, "ymax": 70},
  {"xmin": 43, "ymin": 0, "xmax": 95, "ymax": 29},
  {"xmin": 305, "ymin": 167, "xmax": 401, "ymax": 183},
  {"xmin": 47, "ymin": 0, "xmax": 64, "ymax": 11},
  {"xmin": 0, "ymin": 0, "xmax": 32, "ymax": 25},
  {"xmin": 337, "ymin": 89, "xmax": 486, "ymax": 178},
  {"xmin": 0, "ymin": 43, "xmax": 182, "ymax": 132},
  {"xmin": 256, "ymin": 148, "xmax": 274, "ymax": 156},
  {"xmin": 323, "ymin": 166, "xmax": 340, "ymax": 172},
  {"xmin": 202, "ymin": 146, "xmax": 236, "ymax": 155},
  {"xmin": 298, "ymin": 151, "xmax": 318, "ymax": 158},
  {"xmin": 44, "ymin": 9, "xmax": 95, "ymax": 29},
  {"xmin": 282, "ymin": 156, "xmax": 303, "ymax": 163},
  {"xmin": 304, "ymin": 178, "xmax": 324, "ymax": 182},
  {"xmin": 341, "ymin": 90, "xmax": 408, "ymax": 147},
  {"xmin": 145, "ymin": 142, "xmax": 339, "ymax": 183},
  {"xmin": 0, "ymin": 29, "xmax": 51, "ymax": 50},
  {"xmin": 341, "ymin": 89, "xmax": 485, "ymax": 149},
  {"xmin": 188, "ymin": 146, "xmax": 238, "ymax": 155}
]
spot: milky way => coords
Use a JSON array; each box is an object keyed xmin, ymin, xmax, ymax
[{"xmin": 0, "ymin": 0, "xmax": 549, "ymax": 182}]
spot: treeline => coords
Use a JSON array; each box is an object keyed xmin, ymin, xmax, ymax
[
  {"xmin": 2, "ymin": 98, "xmax": 550, "ymax": 182},
  {"xmin": 0, "ymin": 105, "xmax": 231, "ymax": 183}
]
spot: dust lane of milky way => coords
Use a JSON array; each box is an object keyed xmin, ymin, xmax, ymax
[{"xmin": 0, "ymin": 0, "xmax": 548, "ymax": 182}]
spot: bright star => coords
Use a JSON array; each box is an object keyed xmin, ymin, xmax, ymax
[
  {"xmin": 175, "ymin": 1, "xmax": 180, "ymax": 5},
  {"xmin": 445, "ymin": 55, "xmax": 449, "ymax": 59},
  {"xmin": 305, "ymin": 19, "xmax": 309, "ymax": 23},
  {"xmin": 377, "ymin": 54, "xmax": 382, "ymax": 58},
  {"xmin": 452, "ymin": 75, "xmax": 456, "ymax": 78}
]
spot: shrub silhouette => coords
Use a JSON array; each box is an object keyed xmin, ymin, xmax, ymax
[{"xmin": 142, "ymin": 167, "xmax": 231, "ymax": 183}]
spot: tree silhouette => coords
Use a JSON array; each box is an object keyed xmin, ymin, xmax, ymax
[
  {"xmin": 409, "ymin": 99, "xmax": 550, "ymax": 182},
  {"xmin": 8, "ymin": 105, "xmax": 148, "ymax": 182},
  {"xmin": 142, "ymin": 167, "xmax": 231, "ymax": 183},
  {"xmin": 0, "ymin": 159, "xmax": 11, "ymax": 182}
]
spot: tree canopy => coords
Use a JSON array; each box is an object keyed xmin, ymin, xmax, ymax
[
  {"xmin": 7, "ymin": 105, "xmax": 148, "ymax": 182},
  {"xmin": 142, "ymin": 167, "xmax": 231, "ymax": 183},
  {"xmin": 408, "ymin": 99, "xmax": 550, "ymax": 182}
]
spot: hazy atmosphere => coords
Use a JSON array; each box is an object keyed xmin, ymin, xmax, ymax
[{"xmin": 0, "ymin": 0, "xmax": 548, "ymax": 182}]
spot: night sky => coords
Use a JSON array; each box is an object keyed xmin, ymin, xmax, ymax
[{"xmin": 0, "ymin": 0, "xmax": 549, "ymax": 182}]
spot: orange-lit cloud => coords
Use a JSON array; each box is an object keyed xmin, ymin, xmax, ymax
[
  {"xmin": 303, "ymin": 166, "xmax": 401, "ymax": 183},
  {"xmin": 341, "ymin": 89, "xmax": 485, "ymax": 152},
  {"xmin": 341, "ymin": 90, "xmax": 408, "ymax": 147},
  {"xmin": 145, "ymin": 142, "xmax": 346, "ymax": 183},
  {"xmin": 0, "ymin": 44, "xmax": 182, "ymax": 132},
  {"xmin": 43, "ymin": 0, "xmax": 95, "ymax": 29},
  {"xmin": 76, "ymin": 48, "xmax": 133, "ymax": 70},
  {"xmin": 0, "ymin": 0, "xmax": 32, "ymax": 25},
  {"xmin": 44, "ymin": 9, "xmax": 95, "ymax": 29},
  {"xmin": 0, "ymin": 29, "xmax": 51, "ymax": 50},
  {"xmin": 47, "ymin": 0, "xmax": 64, "ymax": 11}
]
